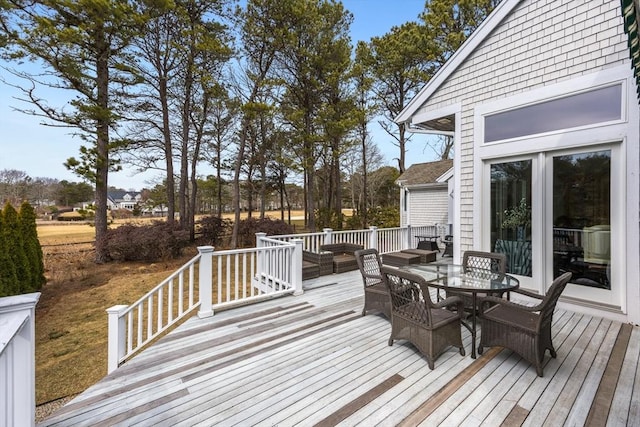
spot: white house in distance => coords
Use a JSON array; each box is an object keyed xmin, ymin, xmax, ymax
[
  {"xmin": 107, "ymin": 190, "xmax": 143, "ymax": 210},
  {"xmin": 397, "ymin": 159, "xmax": 453, "ymax": 230},
  {"xmin": 396, "ymin": 0, "xmax": 640, "ymax": 325}
]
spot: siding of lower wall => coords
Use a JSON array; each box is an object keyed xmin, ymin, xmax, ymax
[
  {"xmin": 414, "ymin": 0, "xmax": 629, "ymax": 251},
  {"xmin": 407, "ymin": 188, "xmax": 449, "ymax": 226}
]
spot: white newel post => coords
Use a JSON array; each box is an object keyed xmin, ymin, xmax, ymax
[
  {"xmin": 255, "ymin": 232, "xmax": 267, "ymax": 281},
  {"xmin": 323, "ymin": 228, "xmax": 333, "ymax": 245},
  {"xmin": 369, "ymin": 226, "xmax": 378, "ymax": 251},
  {"xmin": 197, "ymin": 246, "xmax": 215, "ymax": 318},
  {"xmin": 107, "ymin": 304, "xmax": 128, "ymax": 374},
  {"xmin": 0, "ymin": 292, "xmax": 40, "ymax": 427},
  {"xmin": 405, "ymin": 224, "xmax": 412, "ymax": 250},
  {"xmin": 292, "ymin": 238, "xmax": 304, "ymax": 295}
]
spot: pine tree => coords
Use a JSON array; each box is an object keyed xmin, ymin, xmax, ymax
[
  {"xmin": 20, "ymin": 201, "xmax": 46, "ymax": 291},
  {"xmin": 0, "ymin": 206, "xmax": 18, "ymax": 296},
  {"xmin": 3, "ymin": 202, "xmax": 31, "ymax": 294}
]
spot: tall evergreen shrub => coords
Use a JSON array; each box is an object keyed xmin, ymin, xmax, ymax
[
  {"xmin": 0, "ymin": 206, "xmax": 18, "ymax": 296},
  {"xmin": 2, "ymin": 202, "xmax": 31, "ymax": 294},
  {"xmin": 20, "ymin": 201, "xmax": 46, "ymax": 291}
]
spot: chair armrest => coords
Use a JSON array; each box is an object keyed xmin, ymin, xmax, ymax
[
  {"xmin": 510, "ymin": 287, "xmax": 544, "ymax": 300},
  {"xmin": 434, "ymin": 296, "xmax": 465, "ymax": 315},
  {"xmin": 478, "ymin": 295, "xmax": 544, "ymax": 315}
]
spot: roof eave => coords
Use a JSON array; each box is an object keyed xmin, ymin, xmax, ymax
[{"xmin": 394, "ymin": 0, "xmax": 523, "ymax": 124}]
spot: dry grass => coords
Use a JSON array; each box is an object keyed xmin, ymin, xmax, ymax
[
  {"xmin": 35, "ymin": 223, "xmax": 197, "ymax": 405},
  {"xmin": 33, "ymin": 211, "xmax": 313, "ymax": 406}
]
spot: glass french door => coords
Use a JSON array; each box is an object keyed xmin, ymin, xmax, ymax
[
  {"xmin": 548, "ymin": 149, "xmax": 613, "ymax": 301},
  {"xmin": 490, "ymin": 159, "xmax": 534, "ymax": 284},
  {"xmin": 487, "ymin": 148, "xmax": 616, "ymax": 303}
]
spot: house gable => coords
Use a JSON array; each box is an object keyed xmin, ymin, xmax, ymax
[
  {"xmin": 397, "ymin": 159, "xmax": 453, "ymax": 187},
  {"xmin": 398, "ymin": 0, "xmax": 630, "ymax": 125}
]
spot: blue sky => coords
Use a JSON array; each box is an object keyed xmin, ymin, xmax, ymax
[{"xmin": 0, "ymin": 0, "xmax": 430, "ymax": 190}]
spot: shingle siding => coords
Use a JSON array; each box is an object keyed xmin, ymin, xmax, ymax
[
  {"xmin": 407, "ymin": 188, "xmax": 449, "ymax": 226},
  {"xmin": 413, "ymin": 0, "xmax": 629, "ymax": 252}
]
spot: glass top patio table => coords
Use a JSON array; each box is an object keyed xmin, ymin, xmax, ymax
[
  {"xmin": 401, "ymin": 264, "xmax": 520, "ymax": 358},
  {"xmin": 403, "ymin": 264, "xmax": 519, "ymax": 291}
]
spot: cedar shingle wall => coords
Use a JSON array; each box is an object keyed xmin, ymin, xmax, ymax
[
  {"xmin": 408, "ymin": 188, "xmax": 449, "ymax": 226},
  {"xmin": 414, "ymin": 0, "xmax": 628, "ymax": 252}
]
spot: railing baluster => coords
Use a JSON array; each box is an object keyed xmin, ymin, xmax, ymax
[
  {"xmin": 168, "ymin": 279, "xmax": 174, "ymax": 324},
  {"xmin": 226, "ymin": 254, "xmax": 231, "ymax": 301},
  {"xmin": 234, "ymin": 253, "xmax": 239, "ymax": 300},
  {"xmin": 147, "ymin": 296, "xmax": 153, "ymax": 339},
  {"xmin": 178, "ymin": 272, "xmax": 184, "ymax": 316},
  {"xmin": 189, "ymin": 263, "xmax": 194, "ymax": 307},
  {"xmin": 217, "ymin": 259, "xmax": 222, "ymax": 304},
  {"xmin": 157, "ymin": 287, "xmax": 163, "ymax": 332},
  {"xmin": 137, "ymin": 304, "xmax": 143, "ymax": 348},
  {"xmin": 127, "ymin": 312, "xmax": 133, "ymax": 354}
]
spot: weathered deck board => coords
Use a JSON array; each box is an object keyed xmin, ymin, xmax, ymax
[{"xmin": 39, "ymin": 270, "xmax": 640, "ymax": 427}]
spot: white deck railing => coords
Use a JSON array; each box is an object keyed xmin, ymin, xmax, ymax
[
  {"xmin": 269, "ymin": 224, "xmax": 452, "ymax": 253},
  {"xmin": 106, "ymin": 224, "xmax": 451, "ymax": 373},
  {"xmin": 107, "ymin": 235, "xmax": 302, "ymax": 373},
  {"xmin": 0, "ymin": 292, "xmax": 40, "ymax": 427},
  {"xmin": 106, "ymin": 253, "xmax": 202, "ymax": 373}
]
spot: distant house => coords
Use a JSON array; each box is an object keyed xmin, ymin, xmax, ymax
[
  {"xmin": 396, "ymin": 0, "xmax": 640, "ymax": 324},
  {"xmin": 107, "ymin": 191, "xmax": 142, "ymax": 211},
  {"xmin": 397, "ymin": 159, "xmax": 453, "ymax": 230}
]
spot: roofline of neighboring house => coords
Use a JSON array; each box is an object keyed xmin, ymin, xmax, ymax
[
  {"xmin": 400, "ymin": 182, "xmax": 449, "ymax": 191},
  {"xmin": 438, "ymin": 167, "xmax": 454, "ymax": 182},
  {"xmin": 394, "ymin": 0, "xmax": 521, "ymax": 124}
]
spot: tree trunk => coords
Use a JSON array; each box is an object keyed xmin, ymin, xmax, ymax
[
  {"xmin": 160, "ymin": 77, "xmax": 176, "ymax": 226},
  {"xmin": 94, "ymin": 28, "xmax": 110, "ymax": 263}
]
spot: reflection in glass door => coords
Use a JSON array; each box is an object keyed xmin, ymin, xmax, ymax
[
  {"xmin": 552, "ymin": 150, "xmax": 611, "ymax": 289},
  {"xmin": 490, "ymin": 160, "xmax": 533, "ymax": 277}
]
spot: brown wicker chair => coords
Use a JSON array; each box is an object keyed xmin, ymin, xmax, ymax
[
  {"xmin": 447, "ymin": 251, "xmax": 508, "ymax": 310},
  {"xmin": 355, "ymin": 249, "xmax": 390, "ymax": 319},
  {"xmin": 381, "ymin": 266, "xmax": 466, "ymax": 369},
  {"xmin": 477, "ymin": 272, "xmax": 572, "ymax": 377}
]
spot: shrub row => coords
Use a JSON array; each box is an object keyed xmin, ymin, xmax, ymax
[
  {"xmin": 99, "ymin": 216, "xmax": 295, "ymax": 263},
  {"xmin": 100, "ymin": 222, "xmax": 190, "ymax": 262},
  {"xmin": 197, "ymin": 216, "xmax": 295, "ymax": 248},
  {"xmin": 0, "ymin": 201, "xmax": 46, "ymax": 297}
]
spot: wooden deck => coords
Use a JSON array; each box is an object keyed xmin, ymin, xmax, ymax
[{"xmin": 40, "ymin": 270, "xmax": 640, "ymax": 426}]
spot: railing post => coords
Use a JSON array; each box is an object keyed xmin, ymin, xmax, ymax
[
  {"xmin": 369, "ymin": 226, "xmax": 378, "ymax": 251},
  {"xmin": 323, "ymin": 228, "xmax": 333, "ymax": 245},
  {"xmin": 107, "ymin": 304, "xmax": 128, "ymax": 374},
  {"xmin": 0, "ymin": 292, "xmax": 40, "ymax": 427},
  {"xmin": 197, "ymin": 246, "xmax": 215, "ymax": 318},
  {"xmin": 255, "ymin": 232, "xmax": 267, "ymax": 280},
  {"xmin": 291, "ymin": 238, "xmax": 304, "ymax": 295},
  {"xmin": 405, "ymin": 224, "xmax": 412, "ymax": 250}
]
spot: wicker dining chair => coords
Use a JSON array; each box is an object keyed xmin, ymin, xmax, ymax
[
  {"xmin": 447, "ymin": 250, "xmax": 508, "ymax": 311},
  {"xmin": 355, "ymin": 248, "xmax": 391, "ymax": 319},
  {"xmin": 381, "ymin": 266, "xmax": 466, "ymax": 369},
  {"xmin": 477, "ymin": 272, "xmax": 572, "ymax": 377}
]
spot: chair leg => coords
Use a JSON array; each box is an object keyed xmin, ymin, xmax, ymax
[
  {"xmin": 427, "ymin": 358, "xmax": 435, "ymax": 370},
  {"xmin": 388, "ymin": 337, "xmax": 394, "ymax": 346},
  {"xmin": 362, "ymin": 307, "xmax": 366, "ymax": 316},
  {"xmin": 459, "ymin": 346, "xmax": 466, "ymax": 356},
  {"xmin": 477, "ymin": 344, "xmax": 484, "ymax": 355}
]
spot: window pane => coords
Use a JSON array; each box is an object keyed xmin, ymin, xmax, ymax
[
  {"xmin": 553, "ymin": 150, "xmax": 611, "ymax": 289},
  {"xmin": 491, "ymin": 160, "xmax": 532, "ymax": 277},
  {"xmin": 485, "ymin": 85, "xmax": 622, "ymax": 142}
]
